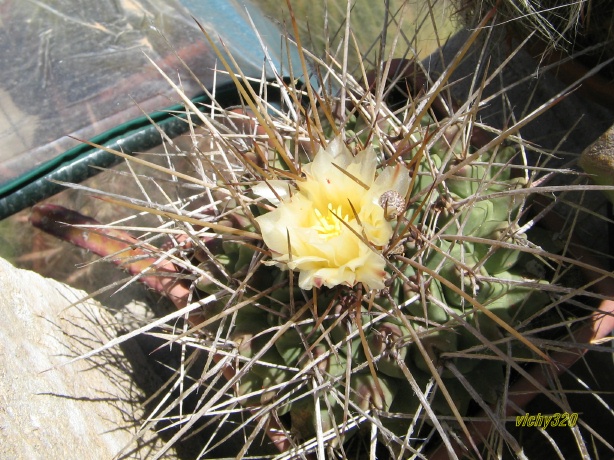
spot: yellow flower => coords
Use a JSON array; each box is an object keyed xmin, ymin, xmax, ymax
[{"xmin": 254, "ymin": 138, "xmax": 410, "ymax": 290}]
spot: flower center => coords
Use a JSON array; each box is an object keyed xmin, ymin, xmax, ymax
[{"xmin": 313, "ymin": 202, "xmax": 350, "ymax": 240}]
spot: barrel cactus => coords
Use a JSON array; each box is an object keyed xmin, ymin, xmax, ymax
[
  {"xmin": 158, "ymin": 65, "xmax": 557, "ymax": 455},
  {"xmin": 27, "ymin": 3, "xmax": 614, "ymax": 458}
]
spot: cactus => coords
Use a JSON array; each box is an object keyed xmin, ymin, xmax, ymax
[
  {"xmin": 165, "ymin": 87, "xmax": 556, "ymax": 452},
  {"xmin": 25, "ymin": 2, "xmax": 614, "ymax": 458},
  {"xmin": 31, "ymin": 65, "xmax": 560, "ymax": 457}
]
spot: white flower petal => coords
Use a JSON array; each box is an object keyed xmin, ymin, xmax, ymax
[
  {"xmin": 373, "ymin": 162, "xmax": 411, "ymax": 199},
  {"xmin": 255, "ymin": 136, "xmax": 409, "ymax": 291},
  {"xmin": 252, "ymin": 180, "xmax": 295, "ymax": 205}
]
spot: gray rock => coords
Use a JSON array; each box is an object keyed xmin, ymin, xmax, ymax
[{"xmin": 0, "ymin": 256, "xmax": 175, "ymax": 459}]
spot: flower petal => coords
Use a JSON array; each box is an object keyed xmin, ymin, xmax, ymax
[
  {"xmin": 252, "ymin": 180, "xmax": 295, "ymax": 205},
  {"xmin": 255, "ymin": 136, "xmax": 408, "ymax": 292},
  {"xmin": 373, "ymin": 162, "xmax": 411, "ymax": 199}
]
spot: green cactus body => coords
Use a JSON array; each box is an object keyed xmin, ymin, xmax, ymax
[
  {"xmin": 367, "ymin": 320, "xmax": 410, "ymax": 378},
  {"xmin": 478, "ymin": 271, "xmax": 550, "ymax": 324},
  {"xmin": 236, "ymin": 371, "xmax": 265, "ymax": 407},
  {"xmin": 405, "ymin": 278, "xmax": 449, "ymax": 326},
  {"xmin": 189, "ymin": 106, "xmax": 555, "ymax": 448},
  {"xmin": 445, "ymin": 162, "xmax": 488, "ymax": 198},
  {"xmin": 473, "ymin": 235, "xmax": 524, "ymax": 274},
  {"xmin": 409, "ymin": 326, "xmax": 459, "ymax": 377},
  {"xmin": 454, "ymin": 359, "xmax": 505, "ymax": 406}
]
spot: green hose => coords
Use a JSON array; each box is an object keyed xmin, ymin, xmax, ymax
[{"xmin": 0, "ymin": 82, "xmax": 252, "ymax": 220}]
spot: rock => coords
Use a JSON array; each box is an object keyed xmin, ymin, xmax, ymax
[
  {"xmin": 579, "ymin": 124, "xmax": 614, "ymax": 205},
  {"xmin": 0, "ymin": 256, "xmax": 175, "ymax": 459}
]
